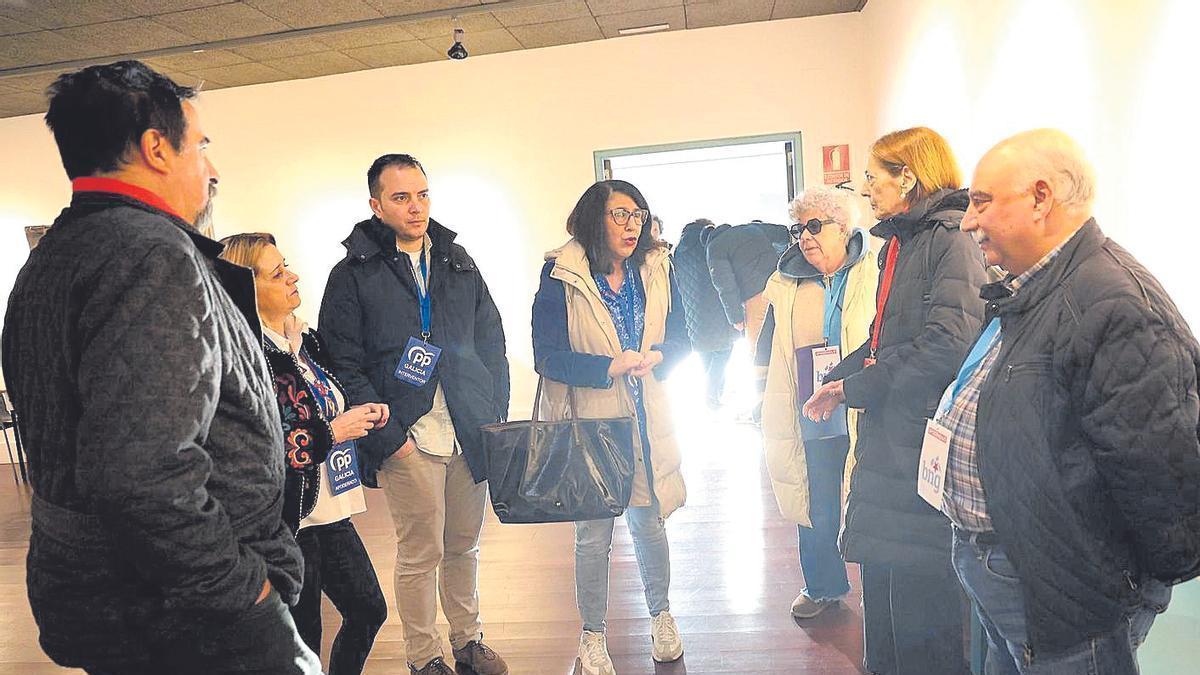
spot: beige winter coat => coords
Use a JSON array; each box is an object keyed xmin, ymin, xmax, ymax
[
  {"xmin": 761, "ymin": 231, "xmax": 878, "ymax": 526},
  {"xmin": 537, "ymin": 239, "xmax": 687, "ymax": 518}
]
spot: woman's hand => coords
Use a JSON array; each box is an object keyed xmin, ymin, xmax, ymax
[
  {"xmin": 330, "ymin": 404, "xmax": 383, "ymax": 443},
  {"xmin": 362, "ymin": 402, "xmax": 389, "ymax": 429},
  {"xmin": 629, "ymin": 350, "xmax": 663, "ymax": 378},
  {"xmin": 607, "ymin": 350, "xmax": 644, "ymax": 378},
  {"xmin": 803, "ymin": 380, "xmax": 846, "ymax": 422}
]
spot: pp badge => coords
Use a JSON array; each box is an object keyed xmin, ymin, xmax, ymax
[
  {"xmin": 395, "ymin": 336, "xmax": 441, "ymax": 387},
  {"xmin": 327, "ymin": 441, "xmax": 361, "ymax": 496}
]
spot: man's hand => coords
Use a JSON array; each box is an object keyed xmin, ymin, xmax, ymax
[
  {"xmin": 630, "ymin": 350, "xmax": 664, "ymax": 378},
  {"xmin": 363, "ymin": 402, "xmax": 389, "ymax": 429},
  {"xmin": 395, "ymin": 437, "xmax": 417, "ymax": 461},
  {"xmin": 803, "ymin": 380, "xmax": 846, "ymax": 421},
  {"xmin": 255, "ymin": 579, "xmax": 272, "ymax": 605}
]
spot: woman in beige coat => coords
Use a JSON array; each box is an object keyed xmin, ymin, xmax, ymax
[
  {"xmin": 531, "ymin": 180, "xmax": 689, "ymax": 675},
  {"xmin": 758, "ymin": 186, "xmax": 878, "ymax": 619}
]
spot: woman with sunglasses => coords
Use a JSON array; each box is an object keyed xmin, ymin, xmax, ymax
[
  {"xmin": 531, "ymin": 180, "xmax": 689, "ymax": 675},
  {"xmin": 756, "ymin": 186, "xmax": 878, "ymax": 622},
  {"xmin": 803, "ymin": 127, "xmax": 987, "ymax": 674},
  {"xmin": 220, "ymin": 233, "xmax": 390, "ymax": 675}
]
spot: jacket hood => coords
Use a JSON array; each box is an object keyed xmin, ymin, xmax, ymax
[
  {"xmin": 341, "ymin": 216, "xmax": 457, "ymax": 261},
  {"xmin": 545, "ymin": 238, "xmax": 670, "ymax": 279},
  {"xmin": 870, "ymin": 188, "xmax": 968, "ymax": 241},
  {"xmin": 777, "ymin": 227, "xmax": 869, "ymax": 280},
  {"xmin": 702, "ymin": 223, "xmax": 731, "ymax": 246}
]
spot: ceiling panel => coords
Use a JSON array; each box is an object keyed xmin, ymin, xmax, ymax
[
  {"xmin": 771, "ymin": 0, "xmax": 865, "ymax": 20},
  {"xmin": 363, "ymin": 0, "xmax": 480, "ymax": 18},
  {"xmin": 491, "ymin": 0, "xmax": 591, "ymax": 27},
  {"xmin": 684, "ymin": 0, "xmax": 773, "ymax": 29},
  {"xmin": 260, "ymin": 51, "xmax": 371, "ymax": 79},
  {"xmin": 586, "ymin": 0, "xmax": 681, "ymax": 16},
  {"xmin": 315, "ymin": 23, "xmax": 418, "ymax": 51},
  {"xmin": 508, "ymin": 16, "xmax": 603, "ymax": 49},
  {"xmin": 0, "ymin": 0, "xmax": 137, "ymax": 30},
  {"xmin": 53, "ymin": 18, "xmax": 196, "ymax": 56},
  {"xmin": 231, "ymin": 36, "xmax": 333, "ymax": 61},
  {"xmin": 189, "ymin": 61, "xmax": 291, "ymax": 88},
  {"xmin": 146, "ymin": 49, "xmax": 252, "ymax": 71},
  {"xmin": 421, "ymin": 26, "xmax": 522, "ymax": 56},
  {"xmin": 0, "ymin": 14, "xmax": 37, "ymax": 36},
  {"xmin": 341, "ymin": 40, "xmax": 443, "ymax": 68},
  {"xmin": 595, "ymin": 6, "xmax": 684, "ymax": 38},
  {"xmin": 402, "ymin": 11, "xmax": 502, "ymax": 40},
  {"xmin": 153, "ymin": 3, "xmax": 291, "ymax": 42},
  {"xmin": 0, "ymin": 30, "xmax": 108, "ymax": 70},
  {"xmin": 120, "ymin": 1, "xmax": 230, "ymax": 15},
  {"xmin": 0, "ymin": 89, "xmax": 47, "ymax": 117},
  {"xmin": 0, "ymin": 0, "xmax": 868, "ymax": 120},
  {"xmin": 245, "ymin": 0, "xmax": 383, "ymax": 30}
]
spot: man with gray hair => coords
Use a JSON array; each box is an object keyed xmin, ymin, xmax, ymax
[{"xmin": 942, "ymin": 128, "xmax": 1200, "ymax": 673}]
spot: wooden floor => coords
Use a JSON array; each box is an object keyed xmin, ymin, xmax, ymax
[{"xmin": 0, "ymin": 353, "xmax": 868, "ymax": 674}]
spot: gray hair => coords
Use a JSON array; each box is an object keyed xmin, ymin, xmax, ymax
[
  {"xmin": 787, "ymin": 185, "xmax": 859, "ymax": 236},
  {"xmin": 997, "ymin": 128, "xmax": 1095, "ymax": 211}
]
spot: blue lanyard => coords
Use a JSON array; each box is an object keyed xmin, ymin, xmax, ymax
[
  {"xmin": 414, "ymin": 247, "xmax": 431, "ymax": 340},
  {"xmin": 938, "ymin": 317, "xmax": 1001, "ymax": 417},
  {"xmin": 300, "ymin": 347, "xmax": 340, "ymax": 420},
  {"xmin": 822, "ymin": 269, "xmax": 849, "ymax": 342}
]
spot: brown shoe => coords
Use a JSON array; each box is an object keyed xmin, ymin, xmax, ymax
[
  {"xmin": 410, "ymin": 656, "xmax": 455, "ymax": 675},
  {"xmin": 452, "ymin": 640, "xmax": 509, "ymax": 675}
]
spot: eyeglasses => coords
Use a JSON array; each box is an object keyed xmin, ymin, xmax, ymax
[
  {"xmin": 609, "ymin": 208, "xmax": 650, "ymax": 227},
  {"xmin": 790, "ymin": 218, "xmax": 836, "ymax": 237}
]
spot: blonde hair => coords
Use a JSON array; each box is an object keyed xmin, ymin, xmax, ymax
[
  {"xmin": 218, "ymin": 232, "xmax": 277, "ymax": 274},
  {"xmin": 870, "ymin": 127, "xmax": 962, "ymax": 206}
]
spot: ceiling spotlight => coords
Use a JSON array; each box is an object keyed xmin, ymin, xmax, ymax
[{"xmin": 447, "ymin": 26, "xmax": 468, "ymax": 60}]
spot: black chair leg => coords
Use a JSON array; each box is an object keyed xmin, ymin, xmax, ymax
[
  {"xmin": 11, "ymin": 412, "xmax": 28, "ymax": 485},
  {"xmin": 2, "ymin": 427, "xmax": 16, "ymax": 485}
]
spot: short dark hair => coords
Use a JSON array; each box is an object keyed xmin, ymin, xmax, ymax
[
  {"xmin": 44, "ymin": 60, "xmax": 196, "ymax": 180},
  {"xmin": 566, "ymin": 180, "xmax": 660, "ymax": 275},
  {"xmin": 368, "ymin": 154, "xmax": 425, "ymax": 198}
]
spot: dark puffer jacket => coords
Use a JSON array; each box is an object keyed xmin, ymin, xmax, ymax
[
  {"xmin": 673, "ymin": 221, "xmax": 737, "ymax": 352},
  {"xmin": 319, "ymin": 217, "xmax": 510, "ymax": 487},
  {"xmin": 973, "ymin": 220, "xmax": 1200, "ymax": 656},
  {"xmin": 262, "ymin": 329, "xmax": 344, "ymax": 533},
  {"xmin": 825, "ymin": 189, "xmax": 987, "ymax": 567},
  {"xmin": 1, "ymin": 192, "xmax": 303, "ymax": 668},
  {"xmin": 705, "ymin": 221, "xmax": 791, "ymax": 324}
]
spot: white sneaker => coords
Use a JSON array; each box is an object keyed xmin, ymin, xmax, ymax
[
  {"xmin": 650, "ymin": 610, "xmax": 684, "ymax": 662},
  {"xmin": 578, "ymin": 630, "xmax": 616, "ymax": 675}
]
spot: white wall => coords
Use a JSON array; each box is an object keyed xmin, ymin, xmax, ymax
[
  {"xmin": 0, "ymin": 13, "xmax": 875, "ymax": 408},
  {"xmin": 860, "ymin": 0, "xmax": 1200, "ymax": 324}
]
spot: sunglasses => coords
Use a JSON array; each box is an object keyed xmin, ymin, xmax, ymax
[{"xmin": 790, "ymin": 218, "xmax": 835, "ymax": 237}]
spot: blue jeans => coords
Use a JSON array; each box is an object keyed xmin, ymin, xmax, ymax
[
  {"xmin": 575, "ymin": 502, "xmax": 671, "ymax": 633},
  {"xmin": 952, "ymin": 529, "xmax": 1171, "ymax": 675},
  {"xmin": 797, "ymin": 435, "xmax": 851, "ymax": 600}
]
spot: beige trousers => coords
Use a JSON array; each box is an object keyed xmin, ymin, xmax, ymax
[{"xmin": 378, "ymin": 449, "xmax": 487, "ymax": 668}]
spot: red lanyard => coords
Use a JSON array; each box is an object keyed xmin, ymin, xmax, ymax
[{"xmin": 866, "ymin": 236, "xmax": 901, "ymax": 365}]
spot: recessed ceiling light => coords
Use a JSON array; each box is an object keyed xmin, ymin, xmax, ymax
[
  {"xmin": 192, "ymin": 49, "xmax": 206, "ymax": 54},
  {"xmin": 618, "ymin": 23, "xmax": 670, "ymax": 36}
]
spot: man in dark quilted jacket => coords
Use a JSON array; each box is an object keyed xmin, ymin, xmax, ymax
[
  {"xmin": 1, "ymin": 61, "xmax": 318, "ymax": 674},
  {"xmin": 944, "ymin": 128, "xmax": 1200, "ymax": 674}
]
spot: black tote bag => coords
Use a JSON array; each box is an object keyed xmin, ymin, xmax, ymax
[{"xmin": 481, "ymin": 376, "xmax": 637, "ymax": 524}]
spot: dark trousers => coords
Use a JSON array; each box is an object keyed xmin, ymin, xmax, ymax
[
  {"xmin": 861, "ymin": 561, "xmax": 970, "ymax": 675},
  {"xmin": 290, "ymin": 518, "xmax": 388, "ymax": 675},
  {"xmin": 84, "ymin": 589, "xmax": 322, "ymax": 675},
  {"xmin": 699, "ymin": 348, "xmax": 732, "ymax": 404}
]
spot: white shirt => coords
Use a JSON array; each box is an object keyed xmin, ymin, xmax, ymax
[
  {"xmin": 401, "ymin": 239, "xmax": 462, "ymax": 458},
  {"xmin": 264, "ymin": 325, "xmax": 367, "ymax": 529}
]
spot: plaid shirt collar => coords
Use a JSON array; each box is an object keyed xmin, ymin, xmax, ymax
[{"xmin": 1001, "ymin": 230, "xmax": 1081, "ymax": 296}]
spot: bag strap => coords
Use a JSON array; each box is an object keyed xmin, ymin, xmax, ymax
[{"xmin": 531, "ymin": 375, "xmax": 580, "ymax": 424}]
